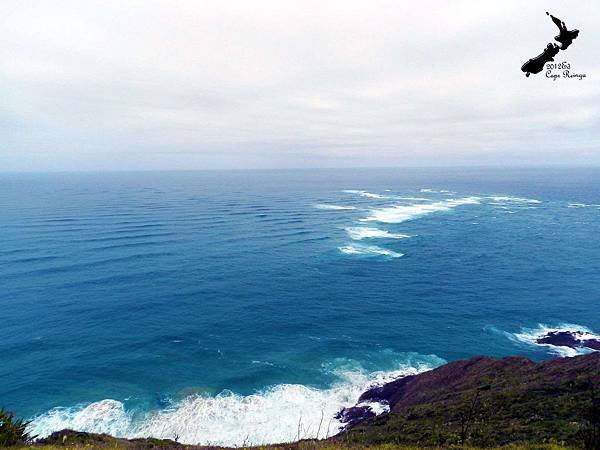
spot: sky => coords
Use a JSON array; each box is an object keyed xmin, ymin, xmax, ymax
[{"xmin": 1, "ymin": 0, "xmax": 599, "ymax": 171}]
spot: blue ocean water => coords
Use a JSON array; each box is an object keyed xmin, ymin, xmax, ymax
[{"xmin": 1, "ymin": 167, "xmax": 599, "ymax": 445}]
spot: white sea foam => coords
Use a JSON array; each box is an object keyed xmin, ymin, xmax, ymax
[
  {"xmin": 339, "ymin": 244, "xmax": 403, "ymax": 258},
  {"xmin": 342, "ymin": 190, "xmax": 386, "ymax": 199},
  {"xmin": 510, "ymin": 323, "xmax": 600, "ymax": 357},
  {"xmin": 345, "ymin": 227, "xmax": 410, "ymax": 241},
  {"xmin": 567, "ymin": 202, "xmax": 600, "ymax": 208},
  {"xmin": 315, "ymin": 204, "xmax": 357, "ymax": 210},
  {"xmin": 28, "ymin": 359, "xmax": 440, "ymax": 446},
  {"xmin": 30, "ymin": 400, "xmax": 132, "ymax": 437},
  {"xmin": 419, "ymin": 188, "xmax": 455, "ymax": 195},
  {"xmin": 361, "ymin": 192, "xmax": 386, "ymax": 199},
  {"xmin": 486, "ymin": 196, "xmax": 541, "ymax": 204},
  {"xmin": 358, "ymin": 401, "xmax": 390, "ymax": 415},
  {"xmin": 252, "ymin": 360, "xmax": 276, "ymax": 366},
  {"xmin": 362, "ymin": 197, "xmax": 480, "ymax": 224}
]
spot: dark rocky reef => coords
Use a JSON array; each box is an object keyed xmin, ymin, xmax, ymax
[
  {"xmin": 336, "ymin": 374, "xmax": 415, "ymax": 428},
  {"xmin": 537, "ymin": 330, "xmax": 600, "ymax": 351}
]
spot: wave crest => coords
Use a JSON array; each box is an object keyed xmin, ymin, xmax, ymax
[
  {"xmin": 362, "ymin": 197, "xmax": 480, "ymax": 224},
  {"xmin": 342, "ymin": 190, "xmax": 387, "ymax": 199},
  {"xmin": 315, "ymin": 204, "xmax": 357, "ymax": 211},
  {"xmin": 486, "ymin": 196, "xmax": 541, "ymax": 204},
  {"xmin": 345, "ymin": 227, "xmax": 410, "ymax": 240},
  {"xmin": 338, "ymin": 244, "xmax": 403, "ymax": 258}
]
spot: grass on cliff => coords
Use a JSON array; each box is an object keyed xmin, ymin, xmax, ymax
[
  {"xmin": 342, "ymin": 384, "xmax": 600, "ymax": 449},
  {"xmin": 0, "ymin": 408, "xmax": 36, "ymax": 447},
  {"xmin": 6, "ymin": 444, "xmax": 577, "ymax": 450}
]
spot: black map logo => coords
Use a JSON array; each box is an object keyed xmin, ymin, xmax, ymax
[{"xmin": 521, "ymin": 12, "xmax": 579, "ymax": 77}]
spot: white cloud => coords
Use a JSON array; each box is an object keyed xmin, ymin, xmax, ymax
[{"xmin": 0, "ymin": 0, "xmax": 599, "ymax": 171}]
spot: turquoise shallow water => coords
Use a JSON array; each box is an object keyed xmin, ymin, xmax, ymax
[{"xmin": 1, "ymin": 167, "xmax": 599, "ymax": 445}]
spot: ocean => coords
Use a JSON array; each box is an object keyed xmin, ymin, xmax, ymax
[{"xmin": 1, "ymin": 167, "xmax": 599, "ymax": 445}]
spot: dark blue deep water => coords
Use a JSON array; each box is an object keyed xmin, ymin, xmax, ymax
[{"xmin": 1, "ymin": 168, "xmax": 599, "ymax": 444}]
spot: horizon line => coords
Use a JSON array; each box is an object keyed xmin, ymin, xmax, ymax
[{"xmin": 2, "ymin": 164, "xmax": 600, "ymax": 175}]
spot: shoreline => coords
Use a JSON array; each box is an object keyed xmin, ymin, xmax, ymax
[{"xmin": 10, "ymin": 351, "xmax": 600, "ymax": 449}]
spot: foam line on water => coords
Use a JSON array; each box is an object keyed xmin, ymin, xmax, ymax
[
  {"xmin": 361, "ymin": 197, "xmax": 480, "ymax": 224},
  {"xmin": 485, "ymin": 196, "xmax": 541, "ymax": 204},
  {"xmin": 341, "ymin": 190, "xmax": 387, "ymax": 199},
  {"xmin": 28, "ymin": 357, "xmax": 442, "ymax": 446},
  {"xmin": 338, "ymin": 244, "xmax": 403, "ymax": 258},
  {"xmin": 567, "ymin": 202, "xmax": 600, "ymax": 208},
  {"xmin": 345, "ymin": 227, "xmax": 410, "ymax": 240},
  {"xmin": 419, "ymin": 188, "xmax": 456, "ymax": 194},
  {"xmin": 314, "ymin": 204, "xmax": 357, "ymax": 210}
]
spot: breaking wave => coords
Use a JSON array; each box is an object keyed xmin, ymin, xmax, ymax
[
  {"xmin": 338, "ymin": 244, "xmax": 403, "ymax": 258},
  {"xmin": 345, "ymin": 227, "xmax": 410, "ymax": 240},
  {"xmin": 486, "ymin": 196, "xmax": 541, "ymax": 204},
  {"xmin": 419, "ymin": 188, "xmax": 455, "ymax": 195},
  {"xmin": 28, "ymin": 356, "xmax": 442, "ymax": 446},
  {"xmin": 342, "ymin": 190, "xmax": 387, "ymax": 199},
  {"xmin": 315, "ymin": 204, "xmax": 357, "ymax": 210},
  {"xmin": 361, "ymin": 197, "xmax": 480, "ymax": 224},
  {"xmin": 567, "ymin": 202, "xmax": 600, "ymax": 208}
]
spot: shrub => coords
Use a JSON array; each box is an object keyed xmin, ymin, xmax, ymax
[{"xmin": 0, "ymin": 408, "xmax": 35, "ymax": 447}]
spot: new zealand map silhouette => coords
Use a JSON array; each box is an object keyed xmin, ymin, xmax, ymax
[{"xmin": 521, "ymin": 12, "xmax": 580, "ymax": 77}]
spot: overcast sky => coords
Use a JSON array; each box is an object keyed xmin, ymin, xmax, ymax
[{"xmin": 1, "ymin": 0, "xmax": 599, "ymax": 171}]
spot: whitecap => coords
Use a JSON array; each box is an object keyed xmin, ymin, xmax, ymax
[
  {"xmin": 418, "ymin": 188, "xmax": 456, "ymax": 195},
  {"xmin": 342, "ymin": 190, "xmax": 387, "ymax": 199},
  {"xmin": 360, "ymin": 192, "xmax": 386, "ymax": 199},
  {"xmin": 345, "ymin": 227, "xmax": 410, "ymax": 241},
  {"xmin": 252, "ymin": 360, "xmax": 275, "ymax": 366},
  {"xmin": 28, "ymin": 358, "xmax": 440, "ymax": 446},
  {"xmin": 486, "ymin": 196, "xmax": 541, "ymax": 204},
  {"xmin": 567, "ymin": 202, "xmax": 599, "ymax": 208},
  {"xmin": 362, "ymin": 197, "xmax": 480, "ymax": 224},
  {"xmin": 314, "ymin": 204, "xmax": 357, "ymax": 211},
  {"xmin": 338, "ymin": 244, "xmax": 403, "ymax": 258}
]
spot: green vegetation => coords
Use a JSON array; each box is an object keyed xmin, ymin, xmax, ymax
[
  {"xmin": 342, "ymin": 366, "xmax": 600, "ymax": 448},
  {"xmin": 0, "ymin": 408, "xmax": 36, "ymax": 447}
]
